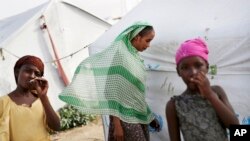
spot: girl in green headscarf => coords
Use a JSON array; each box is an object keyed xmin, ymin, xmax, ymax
[{"xmin": 59, "ymin": 21, "xmax": 160, "ymax": 141}]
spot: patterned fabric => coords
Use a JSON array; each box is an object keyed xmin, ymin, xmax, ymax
[
  {"xmin": 108, "ymin": 116, "xmax": 149, "ymax": 141},
  {"xmin": 173, "ymin": 94, "xmax": 228, "ymax": 141},
  {"xmin": 59, "ymin": 21, "xmax": 154, "ymax": 124}
]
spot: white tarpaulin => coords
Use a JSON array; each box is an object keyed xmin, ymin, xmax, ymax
[
  {"xmin": 89, "ymin": 0, "xmax": 250, "ymax": 140},
  {"xmin": 0, "ymin": 0, "xmax": 111, "ymax": 110}
]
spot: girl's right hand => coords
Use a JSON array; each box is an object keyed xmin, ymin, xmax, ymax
[{"xmin": 113, "ymin": 116, "xmax": 124, "ymax": 141}]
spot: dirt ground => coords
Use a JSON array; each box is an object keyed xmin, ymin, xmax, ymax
[{"xmin": 51, "ymin": 116, "xmax": 105, "ymax": 141}]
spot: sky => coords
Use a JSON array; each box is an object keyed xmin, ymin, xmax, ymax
[{"xmin": 0, "ymin": 0, "xmax": 142, "ymax": 23}]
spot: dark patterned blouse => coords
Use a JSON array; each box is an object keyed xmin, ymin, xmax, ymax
[{"xmin": 173, "ymin": 94, "xmax": 228, "ymax": 141}]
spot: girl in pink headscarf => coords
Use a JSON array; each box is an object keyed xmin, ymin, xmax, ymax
[{"xmin": 165, "ymin": 38, "xmax": 239, "ymax": 141}]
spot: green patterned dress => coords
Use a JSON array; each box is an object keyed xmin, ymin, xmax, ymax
[{"xmin": 58, "ymin": 22, "xmax": 154, "ymax": 124}]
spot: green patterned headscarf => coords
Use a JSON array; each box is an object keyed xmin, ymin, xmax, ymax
[{"xmin": 59, "ymin": 21, "xmax": 154, "ymax": 124}]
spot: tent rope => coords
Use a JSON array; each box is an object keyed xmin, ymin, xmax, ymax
[
  {"xmin": 40, "ymin": 15, "xmax": 69, "ymax": 86},
  {"xmin": 1, "ymin": 44, "xmax": 90, "ymax": 63}
]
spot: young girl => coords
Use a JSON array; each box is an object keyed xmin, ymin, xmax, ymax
[
  {"xmin": 0, "ymin": 55, "xmax": 60, "ymax": 141},
  {"xmin": 59, "ymin": 22, "xmax": 160, "ymax": 141},
  {"xmin": 165, "ymin": 38, "xmax": 239, "ymax": 141}
]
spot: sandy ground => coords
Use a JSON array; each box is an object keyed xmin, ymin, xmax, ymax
[{"xmin": 51, "ymin": 116, "xmax": 105, "ymax": 141}]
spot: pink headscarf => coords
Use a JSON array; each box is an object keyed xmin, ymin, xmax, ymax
[{"xmin": 175, "ymin": 38, "xmax": 209, "ymax": 65}]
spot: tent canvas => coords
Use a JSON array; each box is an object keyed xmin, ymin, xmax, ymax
[
  {"xmin": 89, "ymin": 0, "xmax": 250, "ymax": 140},
  {"xmin": 0, "ymin": 0, "xmax": 111, "ymax": 110}
]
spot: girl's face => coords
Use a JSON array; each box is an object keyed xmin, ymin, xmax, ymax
[
  {"xmin": 177, "ymin": 56, "xmax": 208, "ymax": 91},
  {"xmin": 132, "ymin": 30, "xmax": 155, "ymax": 52},
  {"xmin": 16, "ymin": 64, "xmax": 42, "ymax": 89}
]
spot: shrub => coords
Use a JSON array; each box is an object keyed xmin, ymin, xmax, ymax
[{"xmin": 58, "ymin": 104, "xmax": 96, "ymax": 131}]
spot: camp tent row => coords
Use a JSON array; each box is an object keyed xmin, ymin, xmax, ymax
[
  {"xmin": 0, "ymin": 0, "xmax": 111, "ymax": 110},
  {"xmin": 88, "ymin": 0, "xmax": 250, "ymax": 140}
]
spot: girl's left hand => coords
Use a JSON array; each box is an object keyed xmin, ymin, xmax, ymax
[
  {"xmin": 149, "ymin": 118, "xmax": 161, "ymax": 132},
  {"xmin": 29, "ymin": 77, "xmax": 48, "ymax": 97},
  {"xmin": 190, "ymin": 71, "xmax": 212, "ymax": 98}
]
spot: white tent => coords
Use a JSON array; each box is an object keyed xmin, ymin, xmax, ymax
[
  {"xmin": 0, "ymin": 0, "xmax": 111, "ymax": 110},
  {"xmin": 89, "ymin": 0, "xmax": 250, "ymax": 140}
]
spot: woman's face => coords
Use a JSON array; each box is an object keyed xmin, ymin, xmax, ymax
[
  {"xmin": 16, "ymin": 64, "xmax": 42, "ymax": 89},
  {"xmin": 177, "ymin": 56, "xmax": 208, "ymax": 90},
  {"xmin": 132, "ymin": 30, "xmax": 155, "ymax": 52}
]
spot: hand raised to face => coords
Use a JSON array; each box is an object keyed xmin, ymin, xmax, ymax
[
  {"xmin": 190, "ymin": 71, "xmax": 212, "ymax": 98},
  {"xmin": 29, "ymin": 77, "xmax": 48, "ymax": 97}
]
